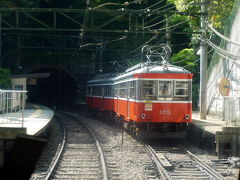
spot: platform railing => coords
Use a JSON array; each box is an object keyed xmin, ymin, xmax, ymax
[{"xmin": 0, "ymin": 89, "xmax": 27, "ymax": 127}]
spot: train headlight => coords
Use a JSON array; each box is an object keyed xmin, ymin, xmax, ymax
[
  {"xmin": 184, "ymin": 114, "xmax": 190, "ymax": 120},
  {"xmin": 141, "ymin": 113, "xmax": 146, "ymax": 119}
]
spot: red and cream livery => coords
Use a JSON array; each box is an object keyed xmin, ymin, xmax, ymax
[{"xmin": 86, "ymin": 61, "xmax": 192, "ymax": 138}]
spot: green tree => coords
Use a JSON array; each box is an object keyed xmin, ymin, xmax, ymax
[
  {"xmin": 170, "ymin": 48, "xmax": 199, "ymax": 109},
  {"xmin": 168, "ymin": 0, "xmax": 235, "ymax": 28},
  {"xmin": 170, "ymin": 48, "xmax": 198, "ymax": 73},
  {"xmin": 0, "ymin": 68, "xmax": 11, "ymax": 89}
]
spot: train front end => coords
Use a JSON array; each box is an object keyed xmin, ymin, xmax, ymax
[{"xmin": 134, "ymin": 65, "xmax": 192, "ymax": 138}]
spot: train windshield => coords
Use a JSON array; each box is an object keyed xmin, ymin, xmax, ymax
[
  {"xmin": 142, "ymin": 80, "xmax": 157, "ymax": 100},
  {"xmin": 159, "ymin": 81, "xmax": 172, "ymax": 98},
  {"xmin": 175, "ymin": 81, "xmax": 188, "ymax": 97},
  {"xmin": 173, "ymin": 81, "xmax": 191, "ymax": 100}
]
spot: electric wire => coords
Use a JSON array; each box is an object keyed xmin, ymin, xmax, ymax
[
  {"xmin": 80, "ymin": 36, "xmax": 126, "ymax": 48},
  {"xmin": 127, "ymin": 30, "xmax": 165, "ymax": 56},
  {"xmin": 140, "ymin": 18, "xmax": 166, "ymax": 30},
  {"xmin": 171, "ymin": 42, "xmax": 190, "ymax": 46},
  {"xmin": 150, "ymin": 19, "xmax": 189, "ymax": 31},
  {"xmin": 91, "ymin": 2, "xmax": 122, "ymax": 10},
  {"xmin": 152, "ymin": 3, "xmax": 174, "ymax": 12},
  {"xmin": 91, "ymin": 0, "xmax": 165, "ymax": 11},
  {"xmin": 171, "ymin": 48, "xmax": 199, "ymax": 65},
  {"xmin": 142, "ymin": 0, "xmax": 165, "ymax": 10},
  {"xmin": 140, "ymin": 13, "xmax": 177, "ymax": 30},
  {"xmin": 126, "ymin": 33, "xmax": 166, "ymax": 61},
  {"xmin": 160, "ymin": 5, "xmax": 176, "ymax": 13},
  {"xmin": 207, "ymin": 23, "xmax": 240, "ymax": 46},
  {"xmin": 182, "ymin": 49, "xmax": 214, "ymax": 68},
  {"xmin": 206, "ymin": 39, "xmax": 240, "ymax": 59}
]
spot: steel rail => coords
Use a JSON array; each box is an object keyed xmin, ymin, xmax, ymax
[
  {"xmin": 58, "ymin": 111, "xmax": 108, "ymax": 180},
  {"xmin": 180, "ymin": 146, "xmax": 225, "ymax": 180},
  {"xmin": 80, "ymin": 120, "xmax": 108, "ymax": 180},
  {"xmin": 145, "ymin": 145, "xmax": 171, "ymax": 180},
  {"xmin": 44, "ymin": 117, "xmax": 66, "ymax": 180}
]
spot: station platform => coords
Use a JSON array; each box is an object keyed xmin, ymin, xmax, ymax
[
  {"xmin": 191, "ymin": 112, "xmax": 240, "ymax": 157},
  {"xmin": 192, "ymin": 112, "xmax": 226, "ymax": 134},
  {"xmin": 0, "ymin": 104, "xmax": 54, "ymax": 138}
]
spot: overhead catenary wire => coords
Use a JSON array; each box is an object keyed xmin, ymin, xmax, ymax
[
  {"xmin": 126, "ymin": 33, "xmax": 167, "ymax": 62},
  {"xmin": 127, "ymin": 18, "xmax": 190, "ymax": 59},
  {"xmin": 140, "ymin": 0, "xmax": 166, "ymax": 11},
  {"xmin": 150, "ymin": 19, "xmax": 189, "ymax": 31},
  {"xmin": 140, "ymin": 18, "xmax": 166, "ymax": 30},
  {"xmin": 127, "ymin": 30, "xmax": 165, "ymax": 56},
  {"xmin": 159, "ymin": 5, "xmax": 176, "ymax": 13},
  {"xmin": 91, "ymin": 2, "xmax": 122, "ymax": 10},
  {"xmin": 80, "ymin": 36, "xmax": 126, "ymax": 48},
  {"xmin": 182, "ymin": 49, "xmax": 214, "ymax": 68},
  {"xmin": 151, "ymin": 3, "xmax": 175, "ymax": 12},
  {"xmin": 91, "ymin": 0, "xmax": 166, "ymax": 12},
  {"xmin": 77, "ymin": 0, "xmax": 90, "ymax": 52},
  {"xmin": 140, "ymin": 13, "xmax": 177, "ymax": 30},
  {"xmin": 171, "ymin": 48, "xmax": 200, "ymax": 65}
]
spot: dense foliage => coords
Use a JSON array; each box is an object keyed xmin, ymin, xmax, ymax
[
  {"xmin": 168, "ymin": 0, "xmax": 235, "ymax": 28},
  {"xmin": 171, "ymin": 48, "xmax": 198, "ymax": 73},
  {"xmin": 0, "ymin": 69, "xmax": 11, "ymax": 89}
]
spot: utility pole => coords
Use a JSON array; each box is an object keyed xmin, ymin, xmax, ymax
[
  {"xmin": 200, "ymin": 0, "xmax": 208, "ymax": 119},
  {"xmin": 166, "ymin": 16, "xmax": 171, "ymax": 48},
  {"xmin": 99, "ymin": 39, "xmax": 103, "ymax": 73},
  {"xmin": 166, "ymin": 15, "xmax": 171, "ymax": 61}
]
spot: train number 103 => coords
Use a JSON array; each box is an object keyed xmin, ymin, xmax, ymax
[{"xmin": 160, "ymin": 110, "xmax": 171, "ymax": 115}]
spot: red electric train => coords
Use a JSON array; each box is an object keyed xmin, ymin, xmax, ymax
[
  {"xmin": 86, "ymin": 47, "xmax": 192, "ymax": 138},
  {"xmin": 86, "ymin": 63, "xmax": 192, "ymax": 138}
]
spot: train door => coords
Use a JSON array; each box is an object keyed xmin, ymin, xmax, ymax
[
  {"xmin": 90, "ymin": 86, "xmax": 93, "ymax": 106},
  {"xmin": 114, "ymin": 84, "xmax": 119, "ymax": 115},
  {"xmin": 127, "ymin": 82, "xmax": 130, "ymax": 120},
  {"xmin": 102, "ymin": 86, "xmax": 104, "ymax": 110}
]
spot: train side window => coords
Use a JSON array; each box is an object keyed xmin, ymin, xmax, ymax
[
  {"xmin": 129, "ymin": 81, "xmax": 136, "ymax": 99},
  {"xmin": 142, "ymin": 80, "xmax": 157, "ymax": 100},
  {"xmin": 105, "ymin": 85, "xmax": 112, "ymax": 97},
  {"xmin": 92, "ymin": 86, "xmax": 95, "ymax": 96},
  {"xmin": 119, "ymin": 82, "xmax": 127, "ymax": 98},
  {"xmin": 110, "ymin": 85, "xmax": 114, "ymax": 97},
  {"xmin": 174, "ymin": 81, "xmax": 188, "ymax": 97},
  {"xmin": 114, "ymin": 84, "xmax": 119, "ymax": 97},
  {"xmin": 159, "ymin": 81, "xmax": 172, "ymax": 98},
  {"xmin": 96, "ymin": 86, "xmax": 102, "ymax": 96},
  {"xmin": 86, "ymin": 86, "xmax": 89, "ymax": 95},
  {"xmin": 90, "ymin": 87, "xmax": 93, "ymax": 96},
  {"xmin": 104, "ymin": 85, "xmax": 111, "ymax": 96}
]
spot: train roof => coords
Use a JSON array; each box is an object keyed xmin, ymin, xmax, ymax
[
  {"xmin": 87, "ymin": 73, "xmax": 118, "ymax": 85},
  {"xmin": 115, "ymin": 62, "xmax": 191, "ymax": 81},
  {"xmin": 87, "ymin": 61, "xmax": 192, "ymax": 85}
]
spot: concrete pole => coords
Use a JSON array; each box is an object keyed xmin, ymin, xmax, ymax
[
  {"xmin": 200, "ymin": 0, "xmax": 208, "ymax": 119},
  {"xmin": 99, "ymin": 39, "xmax": 103, "ymax": 73},
  {"xmin": 166, "ymin": 16, "xmax": 171, "ymax": 48},
  {"xmin": 166, "ymin": 16, "xmax": 171, "ymax": 61}
]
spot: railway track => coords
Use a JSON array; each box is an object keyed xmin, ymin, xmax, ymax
[
  {"xmin": 31, "ymin": 111, "xmax": 237, "ymax": 179},
  {"xmin": 146, "ymin": 143, "xmax": 228, "ymax": 180},
  {"xmin": 45, "ymin": 112, "xmax": 108, "ymax": 180}
]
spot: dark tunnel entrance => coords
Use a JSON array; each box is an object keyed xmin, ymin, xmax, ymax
[{"xmin": 27, "ymin": 68, "xmax": 78, "ymax": 109}]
